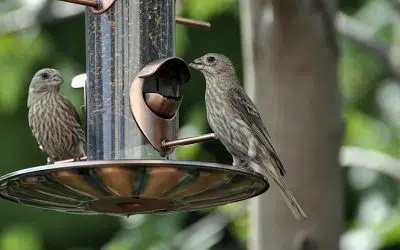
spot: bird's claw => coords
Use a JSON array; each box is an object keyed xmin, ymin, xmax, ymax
[
  {"xmin": 46, "ymin": 157, "xmax": 54, "ymax": 165},
  {"xmin": 234, "ymin": 156, "xmax": 255, "ymax": 169}
]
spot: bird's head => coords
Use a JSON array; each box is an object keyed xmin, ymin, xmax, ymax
[
  {"xmin": 29, "ymin": 68, "xmax": 64, "ymax": 94},
  {"xmin": 189, "ymin": 53, "xmax": 235, "ymax": 76}
]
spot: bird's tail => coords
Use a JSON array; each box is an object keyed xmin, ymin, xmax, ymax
[
  {"xmin": 253, "ymin": 162, "xmax": 307, "ymax": 220},
  {"xmin": 273, "ymin": 174, "xmax": 307, "ymax": 220}
]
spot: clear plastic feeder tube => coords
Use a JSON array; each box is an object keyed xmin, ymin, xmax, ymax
[{"xmin": 85, "ymin": 0, "xmax": 175, "ymax": 160}]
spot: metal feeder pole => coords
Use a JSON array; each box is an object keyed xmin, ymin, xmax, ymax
[{"xmin": 86, "ymin": 0, "xmax": 176, "ymax": 160}]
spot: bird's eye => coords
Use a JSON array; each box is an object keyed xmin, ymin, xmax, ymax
[
  {"xmin": 41, "ymin": 73, "xmax": 49, "ymax": 79},
  {"xmin": 207, "ymin": 56, "xmax": 216, "ymax": 63}
]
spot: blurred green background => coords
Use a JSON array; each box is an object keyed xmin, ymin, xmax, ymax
[{"xmin": 0, "ymin": 0, "xmax": 399, "ymax": 249}]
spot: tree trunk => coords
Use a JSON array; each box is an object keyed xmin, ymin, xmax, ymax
[{"xmin": 240, "ymin": 0, "xmax": 344, "ymax": 249}]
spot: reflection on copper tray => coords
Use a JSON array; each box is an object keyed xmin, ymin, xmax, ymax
[{"xmin": 0, "ymin": 160, "xmax": 268, "ymax": 216}]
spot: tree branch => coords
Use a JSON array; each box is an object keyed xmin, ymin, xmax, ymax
[
  {"xmin": 340, "ymin": 146, "xmax": 400, "ymax": 180},
  {"xmin": 335, "ymin": 12, "xmax": 391, "ymax": 68},
  {"xmin": 0, "ymin": 1, "xmax": 84, "ymax": 33},
  {"xmin": 159, "ymin": 204, "xmax": 247, "ymax": 250},
  {"xmin": 253, "ymin": 8, "xmax": 397, "ymax": 79}
]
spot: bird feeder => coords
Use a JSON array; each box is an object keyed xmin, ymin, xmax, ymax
[{"xmin": 0, "ymin": 0, "xmax": 268, "ymax": 216}]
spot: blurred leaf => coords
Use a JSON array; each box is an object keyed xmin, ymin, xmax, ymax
[
  {"xmin": 376, "ymin": 24, "xmax": 393, "ymax": 43},
  {"xmin": 0, "ymin": 32, "xmax": 47, "ymax": 113},
  {"xmin": 339, "ymin": 0, "xmax": 370, "ymax": 14},
  {"xmin": 231, "ymin": 214, "xmax": 248, "ymax": 243},
  {"xmin": 68, "ymin": 248, "xmax": 96, "ymax": 250},
  {"xmin": 185, "ymin": 0, "xmax": 233, "ymax": 20},
  {"xmin": 176, "ymin": 25, "xmax": 189, "ymax": 57},
  {"xmin": 102, "ymin": 240, "xmax": 132, "ymax": 250},
  {"xmin": 0, "ymin": 224, "xmax": 42, "ymax": 250},
  {"xmin": 176, "ymin": 104, "xmax": 208, "ymax": 160},
  {"xmin": 344, "ymin": 107, "xmax": 400, "ymax": 157},
  {"xmin": 344, "ymin": 109, "xmax": 393, "ymax": 152},
  {"xmin": 218, "ymin": 203, "xmax": 248, "ymax": 243},
  {"xmin": 340, "ymin": 38, "xmax": 386, "ymax": 105},
  {"xmin": 355, "ymin": 0, "xmax": 393, "ymax": 31},
  {"xmin": 379, "ymin": 213, "xmax": 400, "ymax": 247},
  {"xmin": 104, "ymin": 214, "xmax": 184, "ymax": 250}
]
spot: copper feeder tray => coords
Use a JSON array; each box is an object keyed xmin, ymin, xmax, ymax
[{"xmin": 0, "ymin": 160, "xmax": 268, "ymax": 216}]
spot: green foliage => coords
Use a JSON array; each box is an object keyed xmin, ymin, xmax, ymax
[
  {"xmin": 176, "ymin": 104, "xmax": 208, "ymax": 160},
  {"xmin": 0, "ymin": 33, "xmax": 47, "ymax": 113},
  {"xmin": 185, "ymin": 0, "xmax": 233, "ymax": 20},
  {"xmin": 231, "ymin": 213, "xmax": 248, "ymax": 243},
  {"xmin": 103, "ymin": 214, "xmax": 184, "ymax": 250},
  {"xmin": 344, "ymin": 109, "xmax": 390, "ymax": 151},
  {"xmin": 0, "ymin": 224, "xmax": 42, "ymax": 250},
  {"xmin": 380, "ymin": 213, "xmax": 400, "ymax": 247},
  {"xmin": 103, "ymin": 241, "xmax": 132, "ymax": 250},
  {"xmin": 218, "ymin": 203, "xmax": 248, "ymax": 242},
  {"xmin": 340, "ymin": 37, "xmax": 386, "ymax": 108},
  {"xmin": 176, "ymin": 25, "xmax": 189, "ymax": 56}
]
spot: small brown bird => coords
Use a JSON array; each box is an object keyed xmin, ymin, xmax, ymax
[
  {"xmin": 27, "ymin": 68, "xmax": 86, "ymax": 164},
  {"xmin": 189, "ymin": 53, "xmax": 307, "ymax": 220}
]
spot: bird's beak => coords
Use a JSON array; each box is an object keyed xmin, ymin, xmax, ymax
[
  {"xmin": 51, "ymin": 75, "xmax": 64, "ymax": 87},
  {"xmin": 188, "ymin": 58, "xmax": 204, "ymax": 70}
]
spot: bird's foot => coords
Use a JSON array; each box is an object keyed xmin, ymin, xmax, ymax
[
  {"xmin": 232, "ymin": 157, "xmax": 241, "ymax": 168},
  {"xmin": 46, "ymin": 157, "xmax": 54, "ymax": 165},
  {"xmin": 235, "ymin": 156, "xmax": 255, "ymax": 169},
  {"xmin": 73, "ymin": 156, "xmax": 81, "ymax": 162}
]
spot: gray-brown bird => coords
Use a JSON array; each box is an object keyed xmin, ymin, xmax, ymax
[
  {"xmin": 189, "ymin": 53, "xmax": 307, "ymax": 220},
  {"xmin": 27, "ymin": 68, "xmax": 86, "ymax": 164}
]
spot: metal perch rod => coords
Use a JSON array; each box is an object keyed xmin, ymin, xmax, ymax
[
  {"xmin": 59, "ymin": 0, "xmax": 211, "ymax": 29},
  {"xmin": 162, "ymin": 133, "xmax": 217, "ymax": 149},
  {"xmin": 54, "ymin": 134, "xmax": 217, "ymax": 163},
  {"xmin": 60, "ymin": 0, "xmax": 98, "ymax": 7},
  {"xmin": 55, "ymin": 156, "xmax": 88, "ymax": 163},
  {"xmin": 175, "ymin": 17, "xmax": 211, "ymax": 29}
]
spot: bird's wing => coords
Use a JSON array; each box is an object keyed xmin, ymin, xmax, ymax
[
  {"xmin": 60, "ymin": 95, "xmax": 81, "ymax": 124},
  {"xmin": 228, "ymin": 87, "xmax": 286, "ymax": 175},
  {"xmin": 59, "ymin": 95, "xmax": 86, "ymax": 143}
]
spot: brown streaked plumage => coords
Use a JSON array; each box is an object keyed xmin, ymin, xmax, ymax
[
  {"xmin": 27, "ymin": 68, "xmax": 86, "ymax": 164},
  {"xmin": 189, "ymin": 53, "xmax": 307, "ymax": 220}
]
